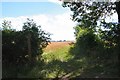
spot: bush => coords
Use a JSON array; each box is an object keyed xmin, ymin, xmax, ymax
[{"xmin": 2, "ymin": 19, "xmax": 51, "ymax": 78}]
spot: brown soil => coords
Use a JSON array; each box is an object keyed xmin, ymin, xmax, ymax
[{"xmin": 44, "ymin": 41, "xmax": 74, "ymax": 52}]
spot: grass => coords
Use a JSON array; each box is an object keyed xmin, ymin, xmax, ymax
[
  {"xmin": 40, "ymin": 42, "xmax": 118, "ymax": 78},
  {"xmin": 41, "ymin": 42, "xmax": 75, "ymax": 78},
  {"xmin": 3, "ymin": 42, "xmax": 118, "ymax": 78},
  {"xmin": 42, "ymin": 44, "xmax": 73, "ymax": 63},
  {"xmin": 41, "ymin": 42, "xmax": 95, "ymax": 78}
]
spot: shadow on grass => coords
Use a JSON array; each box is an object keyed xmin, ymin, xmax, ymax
[
  {"xmin": 41, "ymin": 45, "xmax": 119, "ymax": 79},
  {"xmin": 2, "ymin": 45, "xmax": 119, "ymax": 79},
  {"xmin": 68, "ymin": 45, "xmax": 118, "ymax": 78}
]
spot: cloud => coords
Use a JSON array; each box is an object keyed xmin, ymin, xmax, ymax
[
  {"xmin": 1, "ymin": 12, "xmax": 76, "ymax": 41},
  {"xmin": 1, "ymin": 10, "xmax": 118, "ymax": 41},
  {"xmin": 48, "ymin": 0, "xmax": 63, "ymax": 5}
]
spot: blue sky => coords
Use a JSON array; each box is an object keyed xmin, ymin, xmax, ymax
[
  {"xmin": 1, "ymin": 1, "xmax": 76, "ymax": 41},
  {"xmin": 2, "ymin": 2, "xmax": 69, "ymax": 18}
]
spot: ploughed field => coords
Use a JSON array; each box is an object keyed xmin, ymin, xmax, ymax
[{"xmin": 44, "ymin": 41, "xmax": 74, "ymax": 52}]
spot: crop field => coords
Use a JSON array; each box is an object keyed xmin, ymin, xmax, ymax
[
  {"xmin": 44, "ymin": 41, "xmax": 74, "ymax": 52},
  {"xmin": 42, "ymin": 41, "xmax": 74, "ymax": 63}
]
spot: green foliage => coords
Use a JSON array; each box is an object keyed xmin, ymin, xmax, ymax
[
  {"xmin": 2, "ymin": 19, "xmax": 51, "ymax": 78},
  {"xmin": 2, "ymin": 20, "xmax": 12, "ymax": 30},
  {"xmin": 63, "ymin": 2, "xmax": 115, "ymax": 29},
  {"xmin": 99, "ymin": 22, "xmax": 120, "ymax": 48},
  {"xmin": 72, "ymin": 27, "xmax": 102, "ymax": 56},
  {"xmin": 63, "ymin": 1, "xmax": 119, "ymax": 56},
  {"xmin": 22, "ymin": 18, "xmax": 51, "ymax": 58},
  {"xmin": 63, "ymin": 1, "xmax": 120, "ymax": 48},
  {"xmin": 63, "ymin": 1, "xmax": 119, "ymax": 77},
  {"xmin": 75, "ymin": 29, "xmax": 97, "ymax": 51}
]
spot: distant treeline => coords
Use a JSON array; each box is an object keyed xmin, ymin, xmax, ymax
[{"xmin": 50, "ymin": 40, "xmax": 75, "ymax": 42}]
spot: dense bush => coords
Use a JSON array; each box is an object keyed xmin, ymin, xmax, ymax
[{"xmin": 2, "ymin": 19, "xmax": 51, "ymax": 78}]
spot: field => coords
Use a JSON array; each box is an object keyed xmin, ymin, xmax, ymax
[
  {"xmin": 44, "ymin": 41, "xmax": 73, "ymax": 52},
  {"xmin": 42, "ymin": 41, "xmax": 74, "ymax": 63}
]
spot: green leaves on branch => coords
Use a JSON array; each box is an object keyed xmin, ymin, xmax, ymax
[
  {"xmin": 2, "ymin": 18, "xmax": 51, "ymax": 65},
  {"xmin": 63, "ymin": 2, "xmax": 115, "ymax": 29},
  {"xmin": 63, "ymin": 1, "xmax": 120, "ymax": 69}
]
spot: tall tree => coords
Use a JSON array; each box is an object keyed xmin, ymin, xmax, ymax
[
  {"xmin": 62, "ymin": 0, "xmax": 120, "ymax": 76},
  {"xmin": 115, "ymin": 0, "xmax": 120, "ymax": 77},
  {"xmin": 22, "ymin": 18, "xmax": 51, "ymax": 62},
  {"xmin": 115, "ymin": 1, "xmax": 120, "ymax": 23}
]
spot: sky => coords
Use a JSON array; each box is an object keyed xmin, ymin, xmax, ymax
[
  {"xmin": 1, "ymin": 0, "xmax": 77, "ymax": 41},
  {"xmin": 0, "ymin": 0, "xmax": 118, "ymax": 41},
  {"xmin": 2, "ymin": 2, "xmax": 68, "ymax": 17}
]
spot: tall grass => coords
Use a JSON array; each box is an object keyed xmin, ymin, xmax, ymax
[{"xmin": 42, "ymin": 45, "xmax": 73, "ymax": 63}]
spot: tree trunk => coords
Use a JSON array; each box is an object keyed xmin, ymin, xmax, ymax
[
  {"xmin": 27, "ymin": 33, "xmax": 31, "ymax": 62},
  {"xmin": 115, "ymin": 1, "xmax": 120, "ymax": 77},
  {"xmin": 116, "ymin": 1, "xmax": 120, "ymax": 23}
]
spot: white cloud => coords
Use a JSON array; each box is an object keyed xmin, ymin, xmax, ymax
[
  {"xmin": 1, "ymin": 12, "xmax": 76, "ymax": 41},
  {"xmin": 1, "ymin": 11, "xmax": 118, "ymax": 41},
  {"xmin": 48, "ymin": 0, "xmax": 63, "ymax": 5}
]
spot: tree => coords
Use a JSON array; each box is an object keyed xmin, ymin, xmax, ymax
[
  {"xmin": 2, "ymin": 20, "xmax": 12, "ymax": 30},
  {"xmin": 2, "ymin": 19, "xmax": 51, "ymax": 78},
  {"xmin": 22, "ymin": 18, "xmax": 51, "ymax": 62},
  {"xmin": 115, "ymin": 1, "xmax": 120, "ymax": 23},
  {"xmin": 115, "ymin": 1, "xmax": 120, "ymax": 77},
  {"xmin": 62, "ymin": 0, "xmax": 120, "ymax": 76}
]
